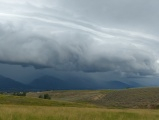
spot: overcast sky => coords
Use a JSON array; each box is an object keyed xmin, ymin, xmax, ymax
[{"xmin": 0, "ymin": 0, "xmax": 159, "ymax": 85}]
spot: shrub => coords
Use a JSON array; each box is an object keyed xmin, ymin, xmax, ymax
[
  {"xmin": 44, "ymin": 94, "xmax": 51, "ymax": 99},
  {"xmin": 39, "ymin": 94, "xmax": 51, "ymax": 100}
]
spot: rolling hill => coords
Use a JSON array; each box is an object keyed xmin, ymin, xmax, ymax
[
  {"xmin": 27, "ymin": 87, "xmax": 159, "ymax": 109},
  {"xmin": 94, "ymin": 87, "xmax": 159, "ymax": 108}
]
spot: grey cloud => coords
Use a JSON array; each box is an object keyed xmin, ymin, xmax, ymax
[
  {"xmin": 0, "ymin": 0, "xmax": 159, "ymax": 78},
  {"xmin": 60, "ymin": 0, "xmax": 159, "ymax": 34}
]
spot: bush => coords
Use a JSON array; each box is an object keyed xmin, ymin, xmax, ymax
[
  {"xmin": 44, "ymin": 94, "xmax": 51, "ymax": 99},
  {"xmin": 39, "ymin": 94, "xmax": 51, "ymax": 100}
]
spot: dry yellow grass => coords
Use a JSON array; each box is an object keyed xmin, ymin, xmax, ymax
[{"xmin": 0, "ymin": 105, "xmax": 159, "ymax": 120}]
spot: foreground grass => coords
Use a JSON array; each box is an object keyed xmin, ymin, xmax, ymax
[
  {"xmin": 0, "ymin": 105, "xmax": 159, "ymax": 120},
  {"xmin": 1, "ymin": 88, "xmax": 159, "ymax": 120}
]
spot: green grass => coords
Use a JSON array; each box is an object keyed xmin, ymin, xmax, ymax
[
  {"xmin": 0, "ymin": 94, "xmax": 95, "ymax": 108},
  {"xmin": 27, "ymin": 90, "xmax": 113, "ymax": 103},
  {"xmin": 0, "ymin": 105, "xmax": 159, "ymax": 120},
  {"xmin": 1, "ymin": 88, "xmax": 159, "ymax": 119}
]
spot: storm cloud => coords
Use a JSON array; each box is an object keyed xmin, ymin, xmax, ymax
[{"xmin": 0, "ymin": 0, "xmax": 159, "ymax": 78}]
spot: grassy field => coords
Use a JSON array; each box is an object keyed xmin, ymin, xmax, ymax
[
  {"xmin": 0, "ymin": 94, "xmax": 95, "ymax": 108},
  {"xmin": 0, "ymin": 105, "xmax": 159, "ymax": 120},
  {"xmin": 1, "ymin": 88, "xmax": 159, "ymax": 120},
  {"xmin": 95, "ymin": 88, "xmax": 159, "ymax": 108},
  {"xmin": 27, "ymin": 89, "xmax": 114, "ymax": 104},
  {"xmin": 27, "ymin": 88, "xmax": 159, "ymax": 109}
]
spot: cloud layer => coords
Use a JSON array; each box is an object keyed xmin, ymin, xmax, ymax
[{"xmin": 0, "ymin": 0, "xmax": 159, "ymax": 77}]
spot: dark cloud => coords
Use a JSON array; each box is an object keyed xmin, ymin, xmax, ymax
[{"xmin": 0, "ymin": 0, "xmax": 159, "ymax": 79}]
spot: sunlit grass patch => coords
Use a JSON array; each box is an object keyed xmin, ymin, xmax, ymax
[{"xmin": 0, "ymin": 105, "xmax": 159, "ymax": 120}]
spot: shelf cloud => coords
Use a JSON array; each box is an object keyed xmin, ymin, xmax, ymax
[{"xmin": 0, "ymin": 0, "xmax": 159, "ymax": 78}]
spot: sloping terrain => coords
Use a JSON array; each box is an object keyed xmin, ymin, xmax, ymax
[
  {"xmin": 27, "ymin": 90, "xmax": 112, "ymax": 102},
  {"xmin": 94, "ymin": 87, "xmax": 159, "ymax": 108},
  {"xmin": 27, "ymin": 87, "xmax": 159, "ymax": 109}
]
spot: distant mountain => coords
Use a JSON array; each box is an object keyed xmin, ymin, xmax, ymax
[
  {"xmin": 98, "ymin": 81, "xmax": 133, "ymax": 89},
  {"xmin": 29, "ymin": 75, "xmax": 99, "ymax": 90},
  {"xmin": 29, "ymin": 75, "xmax": 135, "ymax": 90},
  {"xmin": 29, "ymin": 75, "xmax": 67, "ymax": 90},
  {"xmin": 0, "ymin": 74, "xmax": 140, "ymax": 91},
  {"xmin": 0, "ymin": 75, "xmax": 31, "ymax": 91},
  {"xmin": 125, "ymin": 81, "xmax": 142, "ymax": 88}
]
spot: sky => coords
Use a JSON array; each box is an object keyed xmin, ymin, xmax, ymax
[{"xmin": 0, "ymin": 0, "xmax": 159, "ymax": 85}]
